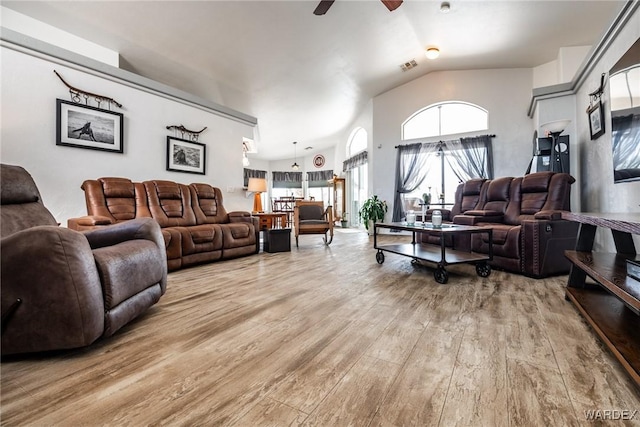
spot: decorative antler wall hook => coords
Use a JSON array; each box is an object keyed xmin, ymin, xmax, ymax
[
  {"xmin": 166, "ymin": 125, "xmax": 208, "ymax": 141},
  {"xmin": 54, "ymin": 70, "xmax": 123, "ymax": 109},
  {"xmin": 587, "ymin": 73, "xmax": 606, "ymax": 110}
]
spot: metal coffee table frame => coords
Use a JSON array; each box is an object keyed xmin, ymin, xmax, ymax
[{"xmin": 373, "ymin": 222, "xmax": 493, "ymax": 284}]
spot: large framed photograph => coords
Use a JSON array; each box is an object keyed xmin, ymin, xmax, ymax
[
  {"xmin": 588, "ymin": 101, "xmax": 605, "ymax": 140},
  {"xmin": 166, "ymin": 136, "xmax": 206, "ymax": 175},
  {"xmin": 56, "ymin": 99, "xmax": 123, "ymax": 152}
]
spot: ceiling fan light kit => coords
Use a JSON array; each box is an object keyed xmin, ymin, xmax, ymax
[
  {"xmin": 425, "ymin": 47, "xmax": 440, "ymax": 60},
  {"xmin": 314, "ymin": 0, "xmax": 402, "ymax": 15}
]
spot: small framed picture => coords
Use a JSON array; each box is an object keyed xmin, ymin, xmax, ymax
[
  {"xmin": 588, "ymin": 101, "xmax": 605, "ymax": 140},
  {"xmin": 56, "ymin": 99, "xmax": 124, "ymax": 153},
  {"xmin": 166, "ymin": 136, "xmax": 206, "ymax": 175}
]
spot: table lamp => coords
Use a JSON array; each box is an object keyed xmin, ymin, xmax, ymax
[{"xmin": 247, "ymin": 177, "xmax": 267, "ymax": 213}]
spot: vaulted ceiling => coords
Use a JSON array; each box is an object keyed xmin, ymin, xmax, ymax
[{"xmin": 3, "ymin": 1, "xmax": 626, "ymax": 160}]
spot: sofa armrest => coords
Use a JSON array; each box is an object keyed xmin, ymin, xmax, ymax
[
  {"xmin": 521, "ymin": 218, "xmax": 579, "ymax": 277},
  {"xmin": 454, "ymin": 212, "xmax": 504, "ymax": 225},
  {"xmin": 83, "ymin": 218, "xmax": 167, "ymax": 293},
  {"xmin": 533, "ymin": 210, "xmax": 564, "ymax": 220},
  {"xmin": 67, "ymin": 215, "xmax": 113, "ymax": 230},
  {"xmin": 1, "ymin": 226, "xmax": 105, "ymax": 354},
  {"xmin": 464, "ymin": 209, "xmax": 503, "ymax": 218},
  {"xmin": 453, "ymin": 214, "xmax": 480, "ymax": 225},
  {"xmin": 83, "ymin": 218, "xmax": 164, "ymax": 251},
  {"xmin": 228, "ymin": 211, "xmax": 259, "ymax": 229}
]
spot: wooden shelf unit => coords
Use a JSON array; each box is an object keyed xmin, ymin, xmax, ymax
[{"xmin": 562, "ymin": 212, "xmax": 640, "ymax": 387}]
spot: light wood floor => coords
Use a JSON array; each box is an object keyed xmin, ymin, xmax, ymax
[{"xmin": 2, "ymin": 229, "xmax": 639, "ymax": 426}]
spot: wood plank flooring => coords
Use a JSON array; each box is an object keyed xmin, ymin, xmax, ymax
[{"xmin": 2, "ymin": 229, "xmax": 639, "ymax": 426}]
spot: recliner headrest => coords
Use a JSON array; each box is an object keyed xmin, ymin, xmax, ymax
[
  {"xmin": 1, "ymin": 164, "xmax": 41, "ymax": 205},
  {"xmin": 462, "ymin": 178, "xmax": 485, "ymax": 196},
  {"xmin": 521, "ymin": 172, "xmax": 553, "ymax": 193},
  {"xmin": 98, "ymin": 177, "xmax": 135, "ymax": 198},
  {"xmin": 191, "ymin": 183, "xmax": 217, "ymax": 199},
  {"xmin": 151, "ymin": 181, "xmax": 182, "ymax": 199}
]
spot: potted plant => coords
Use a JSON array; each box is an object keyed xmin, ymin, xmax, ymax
[
  {"xmin": 422, "ymin": 191, "xmax": 432, "ymax": 208},
  {"xmin": 341, "ymin": 213, "xmax": 348, "ymax": 228},
  {"xmin": 359, "ymin": 195, "xmax": 388, "ymax": 232}
]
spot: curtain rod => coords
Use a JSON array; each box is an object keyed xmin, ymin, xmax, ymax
[{"xmin": 395, "ymin": 134, "xmax": 496, "ymax": 148}]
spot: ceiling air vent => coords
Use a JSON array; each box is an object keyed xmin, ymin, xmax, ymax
[{"xmin": 400, "ymin": 59, "xmax": 418, "ymax": 72}]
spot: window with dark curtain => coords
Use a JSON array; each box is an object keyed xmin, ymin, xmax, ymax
[
  {"xmin": 392, "ymin": 142, "xmax": 439, "ymax": 222},
  {"xmin": 343, "ymin": 151, "xmax": 368, "ymax": 172},
  {"xmin": 243, "ymin": 168, "xmax": 267, "ymax": 188},
  {"xmin": 444, "ymin": 134, "xmax": 494, "ymax": 182},
  {"xmin": 393, "ymin": 134, "xmax": 494, "ymax": 221},
  {"xmin": 307, "ymin": 170, "xmax": 334, "ymax": 188},
  {"xmin": 272, "ymin": 171, "xmax": 303, "ymax": 189}
]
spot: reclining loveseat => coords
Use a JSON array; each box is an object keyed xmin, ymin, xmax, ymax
[
  {"xmin": 420, "ymin": 171, "xmax": 579, "ymax": 278},
  {"xmin": 1, "ymin": 164, "xmax": 167, "ymax": 355},
  {"xmin": 68, "ymin": 178, "xmax": 259, "ymax": 271}
]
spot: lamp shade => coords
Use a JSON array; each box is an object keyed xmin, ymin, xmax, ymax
[
  {"xmin": 247, "ymin": 177, "xmax": 267, "ymax": 193},
  {"xmin": 541, "ymin": 119, "xmax": 571, "ymax": 135}
]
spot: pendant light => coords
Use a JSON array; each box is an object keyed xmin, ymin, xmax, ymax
[{"xmin": 292, "ymin": 141, "xmax": 299, "ymax": 170}]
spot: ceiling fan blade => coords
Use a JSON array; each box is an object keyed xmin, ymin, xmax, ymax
[
  {"xmin": 381, "ymin": 0, "xmax": 403, "ymax": 12},
  {"xmin": 314, "ymin": 0, "xmax": 335, "ymax": 15}
]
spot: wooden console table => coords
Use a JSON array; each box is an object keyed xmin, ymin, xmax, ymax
[{"xmin": 562, "ymin": 212, "xmax": 640, "ymax": 387}]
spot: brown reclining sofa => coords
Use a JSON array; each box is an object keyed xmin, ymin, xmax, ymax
[
  {"xmin": 420, "ymin": 171, "xmax": 579, "ymax": 278},
  {"xmin": 69, "ymin": 178, "xmax": 259, "ymax": 271}
]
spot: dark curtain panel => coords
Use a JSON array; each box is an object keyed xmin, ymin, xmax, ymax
[
  {"xmin": 392, "ymin": 142, "xmax": 439, "ymax": 222},
  {"xmin": 243, "ymin": 168, "xmax": 267, "ymax": 187},
  {"xmin": 307, "ymin": 170, "xmax": 334, "ymax": 188},
  {"xmin": 272, "ymin": 171, "xmax": 303, "ymax": 188},
  {"xmin": 343, "ymin": 151, "xmax": 368, "ymax": 172},
  {"xmin": 444, "ymin": 134, "xmax": 494, "ymax": 181}
]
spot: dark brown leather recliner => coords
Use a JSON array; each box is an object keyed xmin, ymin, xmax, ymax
[
  {"xmin": 1, "ymin": 165, "xmax": 167, "ymax": 355},
  {"xmin": 453, "ymin": 172, "xmax": 578, "ymax": 277}
]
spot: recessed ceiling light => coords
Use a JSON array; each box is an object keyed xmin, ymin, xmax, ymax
[
  {"xmin": 425, "ymin": 47, "xmax": 440, "ymax": 60},
  {"xmin": 440, "ymin": 2, "xmax": 450, "ymax": 13}
]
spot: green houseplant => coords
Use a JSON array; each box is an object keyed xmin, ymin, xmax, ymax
[
  {"xmin": 359, "ymin": 195, "xmax": 388, "ymax": 230},
  {"xmin": 341, "ymin": 213, "xmax": 348, "ymax": 228}
]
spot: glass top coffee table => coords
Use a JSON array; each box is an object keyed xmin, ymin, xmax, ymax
[{"xmin": 373, "ymin": 222, "xmax": 493, "ymax": 284}]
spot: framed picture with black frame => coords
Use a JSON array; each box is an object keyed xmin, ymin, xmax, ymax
[
  {"xmin": 588, "ymin": 100, "xmax": 605, "ymax": 140},
  {"xmin": 166, "ymin": 136, "xmax": 206, "ymax": 175},
  {"xmin": 56, "ymin": 99, "xmax": 124, "ymax": 153}
]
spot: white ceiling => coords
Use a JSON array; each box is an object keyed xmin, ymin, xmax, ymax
[{"xmin": 3, "ymin": 0, "xmax": 626, "ymax": 160}]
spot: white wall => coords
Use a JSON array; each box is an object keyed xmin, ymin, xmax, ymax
[
  {"xmin": 532, "ymin": 46, "xmax": 591, "ymax": 88},
  {"xmin": 572, "ymin": 6, "xmax": 640, "ymax": 251},
  {"xmin": 372, "ymin": 68, "xmax": 534, "ymax": 215},
  {"xmin": 1, "ymin": 46, "xmax": 256, "ymax": 224}
]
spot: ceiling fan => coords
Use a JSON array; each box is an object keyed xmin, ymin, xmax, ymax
[{"xmin": 314, "ymin": 0, "xmax": 403, "ymax": 16}]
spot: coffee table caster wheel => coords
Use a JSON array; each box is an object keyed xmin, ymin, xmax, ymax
[
  {"xmin": 376, "ymin": 251, "xmax": 385, "ymax": 264},
  {"xmin": 476, "ymin": 262, "xmax": 491, "ymax": 277},
  {"xmin": 434, "ymin": 267, "xmax": 449, "ymax": 284}
]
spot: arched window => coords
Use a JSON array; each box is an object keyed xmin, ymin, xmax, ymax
[
  {"xmin": 402, "ymin": 101, "xmax": 488, "ymax": 140},
  {"xmin": 347, "ymin": 127, "xmax": 367, "ymax": 156}
]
